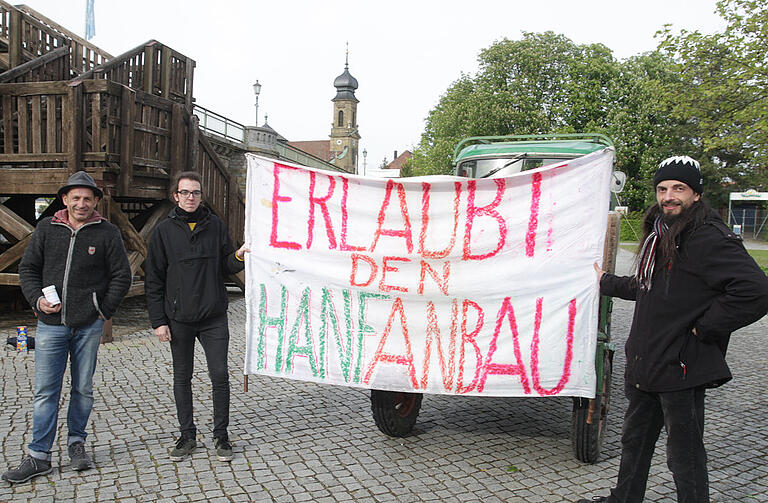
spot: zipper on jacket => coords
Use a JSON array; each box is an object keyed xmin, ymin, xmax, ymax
[
  {"xmin": 92, "ymin": 292, "xmax": 107, "ymax": 320},
  {"xmin": 52, "ymin": 219, "xmax": 102, "ymax": 326},
  {"xmin": 678, "ymin": 329, "xmax": 693, "ymax": 381},
  {"xmin": 663, "ymin": 261, "xmax": 673, "ymax": 297}
]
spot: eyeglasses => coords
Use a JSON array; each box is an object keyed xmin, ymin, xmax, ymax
[{"xmin": 177, "ymin": 190, "xmax": 202, "ymax": 198}]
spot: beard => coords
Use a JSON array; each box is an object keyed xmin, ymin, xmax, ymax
[{"xmin": 660, "ymin": 201, "xmax": 692, "ymax": 225}]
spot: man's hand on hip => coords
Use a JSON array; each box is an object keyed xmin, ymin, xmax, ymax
[{"xmin": 155, "ymin": 325, "xmax": 171, "ymax": 342}]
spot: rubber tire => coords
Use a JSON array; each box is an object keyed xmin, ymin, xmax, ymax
[
  {"xmin": 572, "ymin": 351, "xmax": 613, "ymax": 463},
  {"xmin": 370, "ymin": 390, "xmax": 423, "ymax": 437}
]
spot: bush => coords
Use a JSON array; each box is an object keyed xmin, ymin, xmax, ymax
[{"xmin": 619, "ymin": 212, "xmax": 644, "ymax": 242}]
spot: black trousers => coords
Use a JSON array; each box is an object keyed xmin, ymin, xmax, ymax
[
  {"xmin": 169, "ymin": 314, "xmax": 230, "ymax": 439},
  {"xmin": 608, "ymin": 382, "xmax": 709, "ymax": 503}
]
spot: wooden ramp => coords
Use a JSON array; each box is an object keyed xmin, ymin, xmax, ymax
[{"xmin": 0, "ymin": 2, "xmax": 245, "ymax": 320}]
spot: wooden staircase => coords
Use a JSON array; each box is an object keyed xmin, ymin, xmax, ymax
[{"xmin": 0, "ymin": 2, "xmax": 246, "ymax": 307}]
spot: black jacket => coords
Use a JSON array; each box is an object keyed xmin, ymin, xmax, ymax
[
  {"xmin": 601, "ymin": 209, "xmax": 768, "ymax": 392},
  {"xmin": 145, "ymin": 205, "xmax": 244, "ymax": 327},
  {"xmin": 19, "ymin": 210, "xmax": 131, "ymax": 328}
]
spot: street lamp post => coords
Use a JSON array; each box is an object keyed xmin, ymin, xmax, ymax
[
  {"xmin": 252, "ymin": 81, "xmax": 262, "ymax": 126},
  {"xmin": 363, "ymin": 148, "xmax": 367, "ymax": 176}
]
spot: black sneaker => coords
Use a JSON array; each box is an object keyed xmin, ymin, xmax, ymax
[
  {"xmin": 68, "ymin": 441, "xmax": 92, "ymax": 471},
  {"xmin": 1, "ymin": 456, "xmax": 52, "ymax": 484},
  {"xmin": 169, "ymin": 436, "xmax": 196, "ymax": 461},
  {"xmin": 213, "ymin": 436, "xmax": 233, "ymax": 462},
  {"xmin": 576, "ymin": 497, "xmax": 609, "ymax": 503}
]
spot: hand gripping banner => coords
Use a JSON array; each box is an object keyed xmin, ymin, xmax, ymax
[{"xmin": 244, "ymin": 149, "xmax": 613, "ymax": 398}]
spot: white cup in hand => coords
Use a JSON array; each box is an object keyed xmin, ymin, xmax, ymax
[{"xmin": 42, "ymin": 285, "xmax": 61, "ymax": 306}]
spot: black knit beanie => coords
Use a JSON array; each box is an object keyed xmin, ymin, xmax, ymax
[{"xmin": 653, "ymin": 156, "xmax": 703, "ymax": 194}]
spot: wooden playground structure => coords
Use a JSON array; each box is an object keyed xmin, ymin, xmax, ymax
[{"xmin": 0, "ymin": 2, "xmax": 245, "ymax": 336}]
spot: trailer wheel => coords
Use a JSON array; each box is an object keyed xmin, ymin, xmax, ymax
[
  {"xmin": 572, "ymin": 350, "xmax": 613, "ymax": 463},
  {"xmin": 370, "ymin": 390, "xmax": 423, "ymax": 437}
]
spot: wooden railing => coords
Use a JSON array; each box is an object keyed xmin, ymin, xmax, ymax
[
  {"xmin": 0, "ymin": 79, "xmax": 243, "ymax": 244},
  {"xmin": 0, "ymin": 45, "xmax": 70, "ymax": 83},
  {"xmin": 0, "ymin": 1, "xmax": 110, "ymax": 74},
  {"xmin": 0, "ymin": 1, "xmax": 11, "ymax": 41},
  {"xmin": 1, "ymin": 1, "xmax": 64, "ymax": 68},
  {"xmin": 74, "ymin": 40, "xmax": 195, "ymax": 111},
  {"xmin": 196, "ymin": 130, "xmax": 245, "ymax": 244},
  {"xmin": 15, "ymin": 4, "xmax": 112, "ymax": 74}
]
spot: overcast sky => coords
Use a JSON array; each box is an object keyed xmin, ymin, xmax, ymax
[{"xmin": 24, "ymin": 0, "xmax": 725, "ymax": 171}]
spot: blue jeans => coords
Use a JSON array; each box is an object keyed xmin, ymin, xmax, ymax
[
  {"xmin": 608, "ymin": 383, "xmax": 708, "ymax": 503},
  {"xmin": 28, "ymin": 318, "xmax": 104, "ymax": 460}
]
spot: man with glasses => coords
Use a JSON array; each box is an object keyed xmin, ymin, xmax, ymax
[{"xmin": 145, "ymin": 171, "xmax": 248, "ymax": 462}]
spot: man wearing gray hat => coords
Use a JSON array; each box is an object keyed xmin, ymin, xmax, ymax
[
  {"xmin": 2, "ymin": 171, "xmax": 131, "ymax": 484},
  {"xmin": 577, "ymin": 156, "xmax": 768, "ymax": 502}
]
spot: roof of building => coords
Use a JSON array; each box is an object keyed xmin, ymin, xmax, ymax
[
  {"xmin": 287, "ymin": 140, "xmax": 331, "ymax": 161},
  {"xmin": 260, "ymin": 122, "xmax": 286, "ymax": 142},
  {"xmin": 386, "ymin": 150, "xmax": 413, "ymax": 170},
  {"xmin": 333, "ymin": 62, "xmax": 359, "ymax": 101}
]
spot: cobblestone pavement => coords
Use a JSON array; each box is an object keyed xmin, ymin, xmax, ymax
[{"xmin": 1, "ymin": 250, "xmax": 766, "ymax": 502}]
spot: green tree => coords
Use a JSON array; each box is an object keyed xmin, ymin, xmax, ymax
[
  {"xmin": 411, "ymin": 32, "xmax": 619, "ymax": 176},
  {"xmin": 409, "ymin": 32, "xmax": 690, "ymax": 211},
  {"xmin": 657, "ymin": 0, "xmax": 768, "ymax": 205},
  {"xmin": 606, "ymin": 51, "xmax": 695, "ymax": 209}
]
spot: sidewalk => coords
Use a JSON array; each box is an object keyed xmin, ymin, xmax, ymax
[{"xmin": 1, "ymin": 249, "xmax": 766, "ymax": 502}]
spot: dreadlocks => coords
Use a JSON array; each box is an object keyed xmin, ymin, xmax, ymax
[{"xmin": 636, "ymin": 199, "xmax": 709, "ymax": 275}]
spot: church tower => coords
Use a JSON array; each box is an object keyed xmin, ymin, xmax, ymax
[{"xmin": 330, "ymin": 51, "xmax": 360, "ymax": 173}]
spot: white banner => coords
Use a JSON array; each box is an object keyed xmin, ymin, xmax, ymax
[{"xmin": 244, "ymin": 149, "xmax": 613, "ymax": 398}]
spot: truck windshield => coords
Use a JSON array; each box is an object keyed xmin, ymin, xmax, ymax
[{"xmin": 457, "ymin": 157, "xmax": 568, "ymax": 178}]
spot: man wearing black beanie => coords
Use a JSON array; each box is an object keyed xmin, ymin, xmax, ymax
[{"xmin": 577, "ymin": 156, "xmax": 768, "ymax": 502}]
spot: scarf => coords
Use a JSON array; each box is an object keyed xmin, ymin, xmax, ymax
[
  {"xmin": 173, "ymin": 206, "xmax": 204, "ymax": 223},
  {"xmin": 636, "ymin": 215, "xmax": 668, "ymax": 291}
]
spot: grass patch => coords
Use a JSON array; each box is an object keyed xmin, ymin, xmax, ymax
[{"xmin": 748, "ymin": 249, "xmax": 768, "ymax": 273}]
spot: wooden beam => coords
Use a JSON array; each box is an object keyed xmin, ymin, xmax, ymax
[
  {"xmin": 160, "ymin": 45, "xmax": 172, "ymax": 100},
  {"xmin": 0, "ymin": 273, "xmax": 20, "ymax": 286},
  {"xmin": 110, "ymin": 204, "xmax": 147, "ymax": 258},
  {"xmin": 0, "ymin": 153, "xmax": 70, "ymax": 162},
  {"xmin": 125, "ymin": 280, "xmax": 145, "ymax": 298},
  {"xmin": 9, "ymin": 9, "xmax": 22, "ymax": 69},
  {"xmin": 80, "ymin": 79, "xmax": 111, "ymax": 93},
  {"xmin": 2, "ymin": 95, "xmax": 13, "ymax": 154},
  {"xmin": 187, "ymin": 114, "xmax": 199, "ymax": 170},
  {"xmin": 170, "ymin": 103, "xmax": 185, "ymax": 182},
  {"xmin": 142, "ymin": 44, "xmax": 155, "ymax": 94},
  {"xmin": 0, "ymin": 234, "xmax": 31, "ymax": 272},
  {"xmin": 119, "ymin": 86, "xmax": 135, "ymax": 194},
  {"xmin": 0, "ymin": 168, "xmax": 70, "ymax": 193},
  {"xmin": 0, "ymin": 46, "xmax": 70, "ymax": 84},
  {"xmin": 67, "ymin": 83, "xmax": 83, "ymax": 174},
  {"xmin": 185, "ymin": 57, "xmax": 195, "ymax": 111},
  {"xmin": 139, "ymin": 200, "xmax": 173, "ymax": 239},
  {"xmin": 127, "ymin": 250, "xmax": 144, "ymax": 276},
  {"xmin": 0, "ymin": 81, "xmax": 70, "ymax": 96},
  {"xmin": 0, "ymin": 203, "xmax": 35, "ymax": 240}
]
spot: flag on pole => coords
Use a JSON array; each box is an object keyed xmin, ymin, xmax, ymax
[{"xmin": 85, "ymin": 0, "xmax": 95, "ymax": 40}]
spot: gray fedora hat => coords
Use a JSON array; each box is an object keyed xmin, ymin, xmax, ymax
[{"xmin": 57, "ymin": 171, "xmax": 103, "ymax": 199}]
